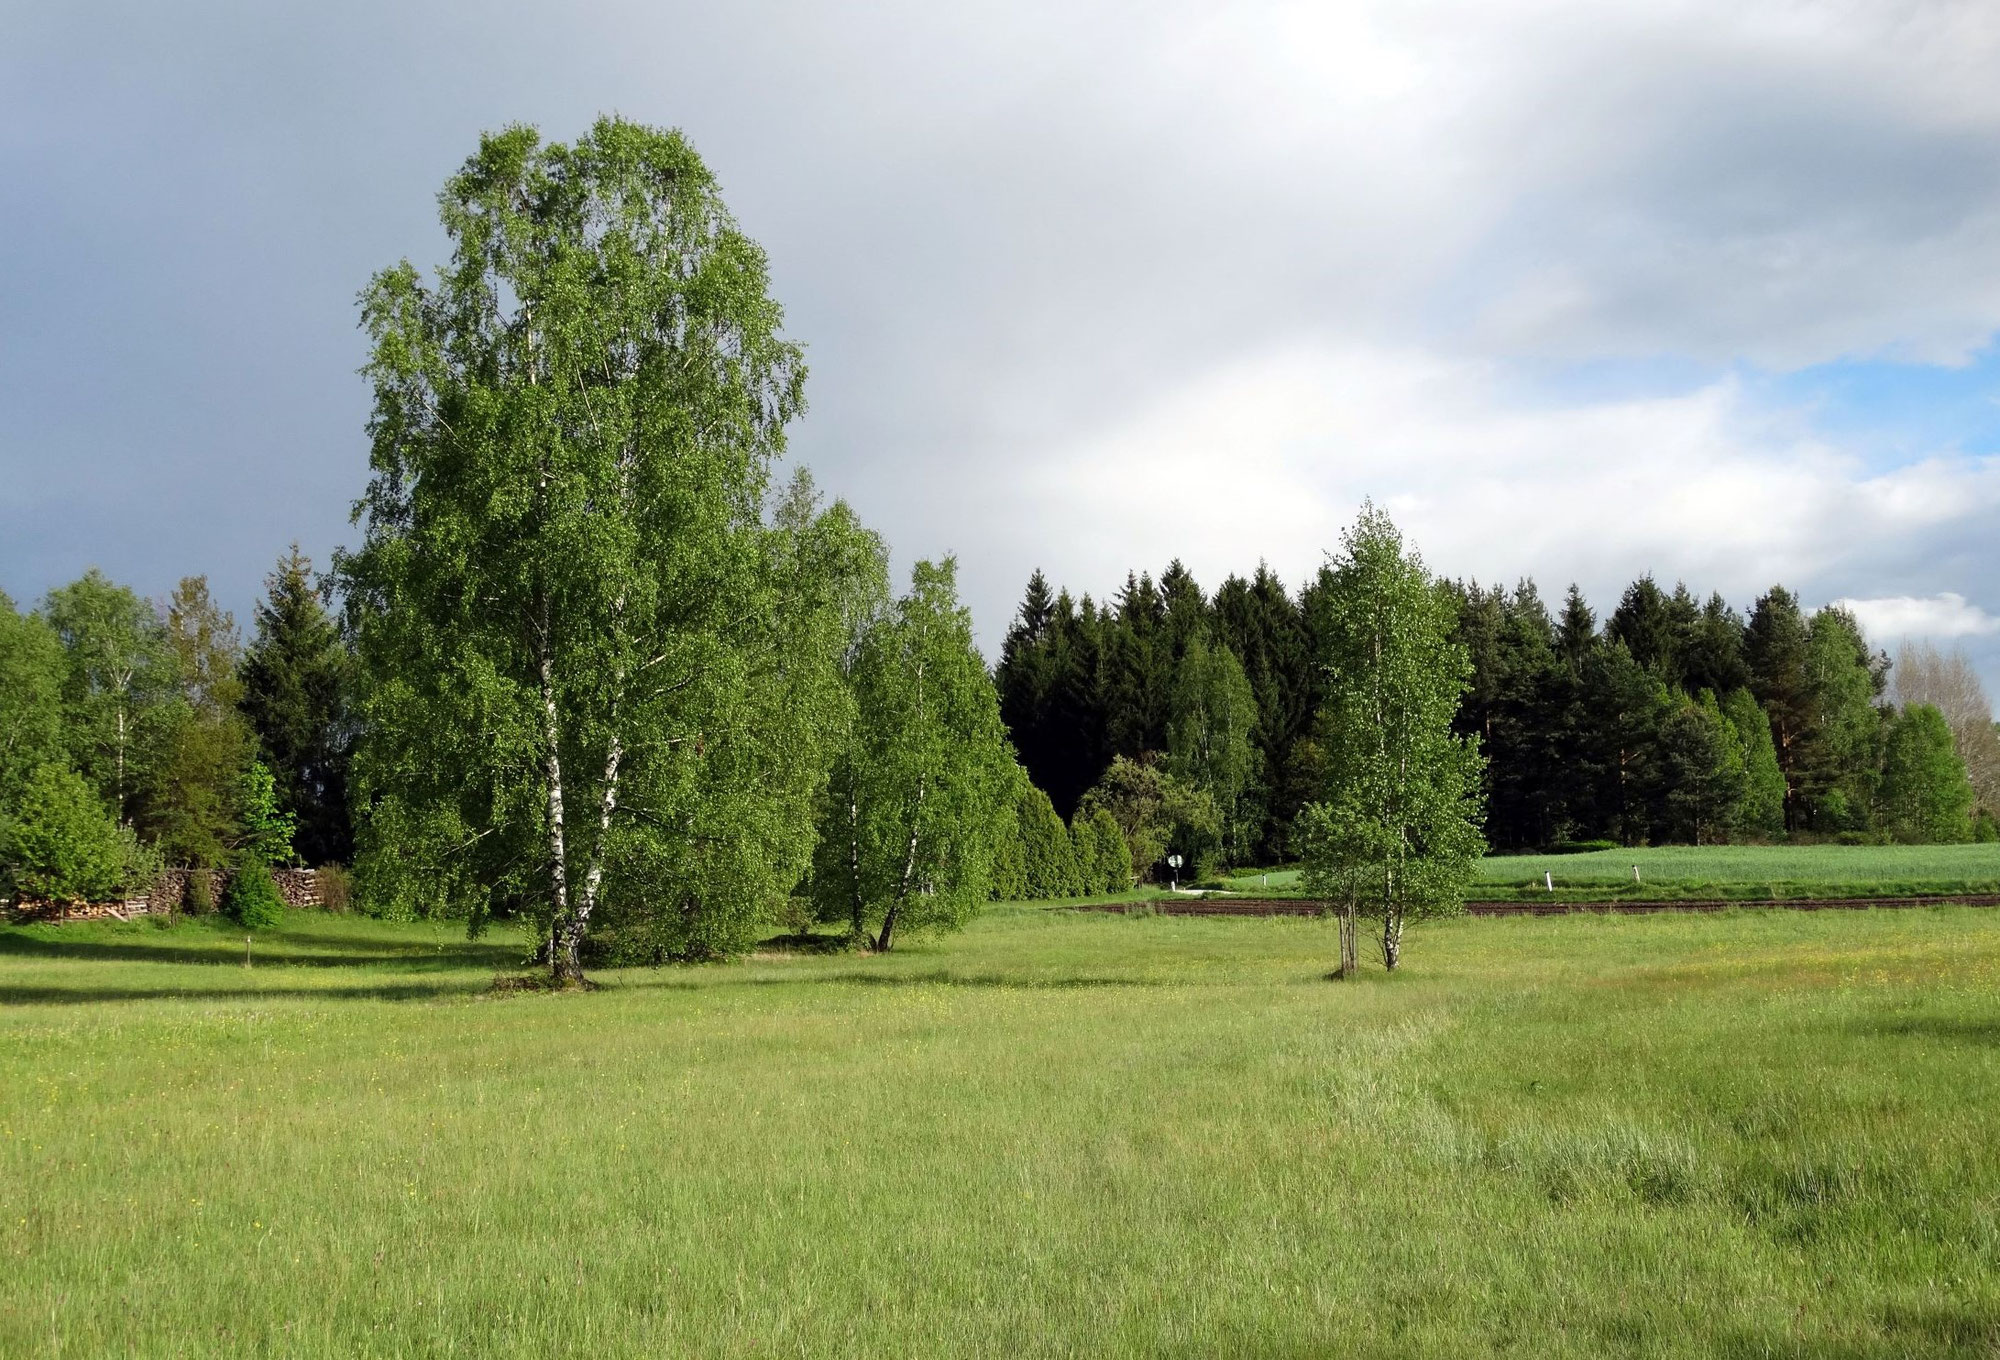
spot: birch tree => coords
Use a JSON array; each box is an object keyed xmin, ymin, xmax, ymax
[
  {"xmin": 340, "ymin": 119, "xmax": 856, "ymax": 982},
  {"xmin": 810, "ymin": 559, "xmax": 1015, "ymax": 950},
  {"xmin": 40, "ymin": 570, "xmax": 170, "ymax": 826},
  {"xmin": 1297, "ymin": 506, "xmax": 1485, "ymax": 975}
]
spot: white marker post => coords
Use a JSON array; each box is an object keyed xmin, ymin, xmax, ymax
[{"xmin": 1545, "ymin": 871, "xmax": 1554, "ymax": 893}]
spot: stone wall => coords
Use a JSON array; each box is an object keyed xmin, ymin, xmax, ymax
[{"xmin": 8, "ymin": 868, "xmax": 327, "ymax": 924}]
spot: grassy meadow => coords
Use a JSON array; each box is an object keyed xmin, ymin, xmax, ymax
[
  {"xmin": 1218, "ymin": 841, "xmax": 2000, "ymax": 901},
  {"xmin": 5, "ymin": 902, "xmax": 2000, "ymax": 1356}
]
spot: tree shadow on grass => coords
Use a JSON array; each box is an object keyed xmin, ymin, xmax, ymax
[
  {"xmin": 1855, "ymin": 1015, "xmax": 2000, "ymax": 1046},
  {"xmin": 0, "ymin": 979, "xmax": 487, "ymax": 1006},
  {"xmin": 622, "ymin": 967, "xmax": 1168, "ymax": 993},
  {"xmin": 0, "ymin": 926, "xmax": 521, "ymax": 973}
]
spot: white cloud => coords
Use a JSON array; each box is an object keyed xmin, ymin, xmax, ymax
[
  {"xmin": 956, "ymin": 342, "xmax": 2000, "ymax": 626},
  {"xmin": 1833, "ymin": 593, "xmax": 2000, "ymax": 643}
]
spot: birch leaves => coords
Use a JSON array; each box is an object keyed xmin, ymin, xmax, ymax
[
  {"xmin": 342, "ymin": 119, "xmax": 848, "ymax": 980},
  {"xmin": 812, "ymin": 559, "xmax": 1017, "ymax": 951},
  {"xmin": 1298, "ymin": 506, "xmax": 1487, "ymax": 972}
]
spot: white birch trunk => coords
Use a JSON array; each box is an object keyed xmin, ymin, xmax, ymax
[{"xmin": 539, "ymin": 634, "xmax": 575, "ymax": 983}]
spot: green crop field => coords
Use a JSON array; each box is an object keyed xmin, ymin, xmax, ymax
[
  {"xmin": 1218, "ymin": 842, "xmax": 2000, "ymax": 901},
  {"xmin": 6, "ymin": 905, "xmax": 2000, "ymax": 1356}
]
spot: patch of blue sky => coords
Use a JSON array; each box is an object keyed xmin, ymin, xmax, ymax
[
  {"xmin": 1504, "ymin": 337, "xmax": 2000, "ymax": 473},
  {"xmin": 1751, "ymin": 338, "xmax": 2000, "ymax": 469}
]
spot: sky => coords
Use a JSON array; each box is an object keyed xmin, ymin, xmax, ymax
[{"xmin": 3, "ymin": 0, "xmax": 1998, "ymax": 703}]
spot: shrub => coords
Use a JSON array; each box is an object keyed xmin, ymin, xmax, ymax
[
  {"xmin": 224, "ymin": 861, "xmax": 286, "ymax": 930},
  {"xmin": 185, "ymin": 869, "xmax": 216, "ymax": 914},
  {"xmin": 1018, "ymin": 784, "xmax": 1082, "ymax": 898},
  {"xmin": 1081, "ymin": 807, "xmax": 1133, "ymax": 893},
  {"xmin": 1, "ymin": 763, "xmax": 127, "ymax": 902},
  {"xmin": 314, "ymin": 864, "xmax": 352, "ymax": 913}
]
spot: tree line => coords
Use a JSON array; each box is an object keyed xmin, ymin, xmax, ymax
[
  {"xmin": 996, "ymin": 565, "xmax": 1998, "ymax": 866},
  {"xmin": 2, "ymin": 116, "xmax": 1992, "ymax": 982},
  {"xmin": 0, "ymin": 552, "xmax": 349, "ymax": 923}
]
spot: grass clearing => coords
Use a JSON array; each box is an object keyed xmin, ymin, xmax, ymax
[
  {"xmin": 1217, "ymin": 842, "xmax": 2000, "ymax": 900},
  {"xmin": 5, "ymin": 904, "xmax": 2000, "ymax": 1355}
]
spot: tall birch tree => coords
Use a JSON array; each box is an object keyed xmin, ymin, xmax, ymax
[
  {"xmin": 340, "ymin": 118, "xmax": 854, "ymax": 982},
  {"xmin": 1297, "ymin": 506, "xmax": 1485, "ymax": 975}
]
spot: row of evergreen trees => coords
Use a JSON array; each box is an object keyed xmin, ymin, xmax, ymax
[
  {"xmin": 0, "ymin": 550, "xmax": 354, "ymax": 903},
  {"xmin": 996, "ymin": 564, "xmax": 1995, "ymax": 860}
]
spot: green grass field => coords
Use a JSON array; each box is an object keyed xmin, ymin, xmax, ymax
[
  {"xmin": 5, "ymin": 904, "xmax": 2000, "ymax": 1356},
  {"xmin": 1218, "ymin": 842, "xmax": 2000, "ymax": 900}
]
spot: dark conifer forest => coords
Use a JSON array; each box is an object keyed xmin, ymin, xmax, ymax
[{"xmin": 995, "ymin": 561, "xmax": 1996, "ymax": 860}]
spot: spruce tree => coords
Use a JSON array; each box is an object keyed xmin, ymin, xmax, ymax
[
  {"xmin": 239, "ymin": 546, "xmax": 354, "ymax": 865},
  {"xmin": 1656, "ymin": 692, "xmax": 1746, "ymax": 845},
  {"xmin": 1745, "ymin": 586, "xmax": 1813, "ymax": 829},
  {"xmin": 142, "ymin": 577, "xmax": 254, "ymax": 867}
]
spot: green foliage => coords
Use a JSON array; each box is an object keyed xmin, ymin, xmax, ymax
[
  {"xmin": 235, "ymin": 761, "xmax": 297, "ymax": 866},
  {"xmin": 1656, "ymin": 692, "xmax": 1745, "ymax": 845},
  {"xmin": 1298, "ymin": 504, "xmax": 1486, "ymax": 969},
  {"xmin": 1802, "ymin": 606, "xmax": 1887, "ymax": 830},
  {"xmin": 342, "ymin": 119, "xmax": 862, "ymax": 978},
  {"xmin": 1166, "ymin": 635, "xmax": 1261, "ymax": 867},
  {"xmin": 1077, "ymin": 806, "xmax": 1133, "ymax": 892},
  {"xmin": 1017, "ymin": 782, "xmax": 1082, "ymax": 900},
  {"xmin": 1076, "ymin": 754, "xmax": 1217, "ymax": 883},
  {"xmin": 806, "ymin": 559, "xmax": 1015, "ymax": 949},
  {"xmin": 0, "ymin": 591, "xmax": 67, "ymax": 807},
  {"xmin": 1719, "ymin": 688, "xmax": 1785, "ymax": 835},
  {"xmin": 140, "ymin": 577, "xmax": 254, "ymax": 867},
  {"xmin": 1880, "ymin": 704, "xmax": 1976, "ymax": 844},
  {"xmin": 184, "ymin": 869, "xmax": 215, "ymax": 915},
  {"xmin": 2, "ymin": 763, "xmax": 129, "ymax": 902},
  {"xmin": 223, "ymin": 860, "xmax": 286, "ymax": 930},
  {"xmin": 986, "ymin": 807, "xmax": 1029, "ymax": 902},
  {"xmin": 239, "ymin": 546, "xmax": 353, "ymax": 865},
  {"xmin": 40, "ymin": 569, "xmax": 173, "ymax": 825}
]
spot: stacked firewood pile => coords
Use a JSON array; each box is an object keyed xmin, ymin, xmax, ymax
[{"xmin": 8, "ymin": 868, "xmax": 327, "ymax": 924}]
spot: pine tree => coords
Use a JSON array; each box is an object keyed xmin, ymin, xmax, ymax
[
  {"xmin": 239, "ymin": 546, "xmax": 354, "ymax": 866},
  {"xmin": 1017, "ymin": 782, "xmax": 1083, "ymax": 899},
  {"xmin": 1684, "ymin": 593, "xmax": 1749, "ymax": 695}
]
